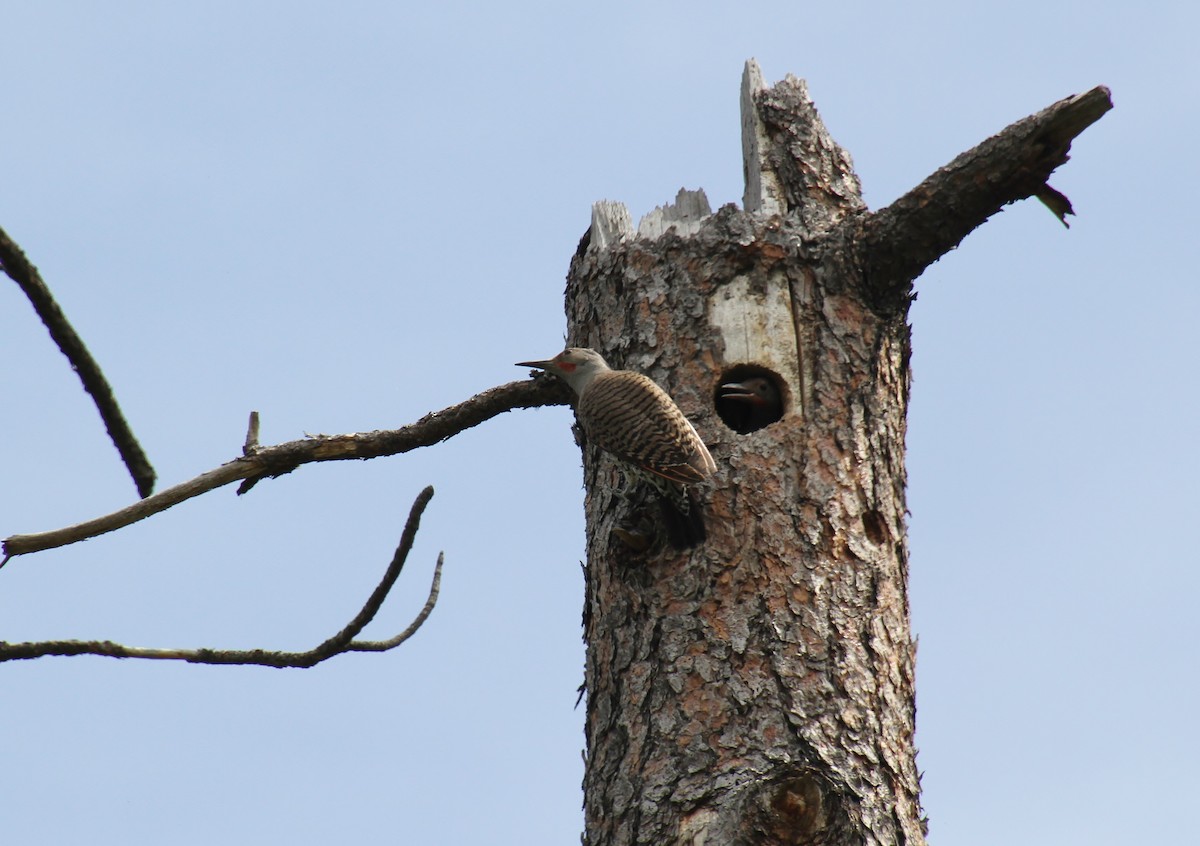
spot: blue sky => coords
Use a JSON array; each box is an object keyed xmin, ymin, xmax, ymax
[{"xmin": 2, "ymin": 3, "xmax": 1195, "ymax": 844}]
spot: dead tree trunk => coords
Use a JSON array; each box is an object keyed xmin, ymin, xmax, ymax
[{"xmin": 564, "ymin": 61, "xmax": 1110, "ymax": 846}]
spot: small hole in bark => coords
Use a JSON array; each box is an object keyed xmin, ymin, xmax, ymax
[
  {"xmin": 715, "ymin": 366, "xmax": 785, "ymax": 434},
  {"xmin": 862, "ymin": 510, "xmax": 887, "ymax": 545}
]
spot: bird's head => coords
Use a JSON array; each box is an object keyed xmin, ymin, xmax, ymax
[
  {"xmin": 516, "ymin": 347, "xmax": 611, "ymax": 395},
  {"xmin": 718, "ymin": 377, "xmax": 779, "ymax": 407}
]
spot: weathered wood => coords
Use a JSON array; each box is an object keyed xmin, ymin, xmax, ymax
[
  {"xmin": 590, "ymin": 200, "xmax": 635, "ymax": 251},
  {"xmin": 567, "ymin": 61, "xmax": 1108, "ymax": 846},
  {"xmin": 740, "ymin": 59, "xmax": 783, "ymax": 216},
  {"xmin": 638, "ymin": 188, "xmax": 713, "ymax": 240}
]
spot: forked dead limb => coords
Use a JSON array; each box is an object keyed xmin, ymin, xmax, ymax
[{"xmin": 0, "ymin": 487, "xmax": 442, "ymax": 666}]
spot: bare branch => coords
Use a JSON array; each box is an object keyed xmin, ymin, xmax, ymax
[
  {"xmin": 348, "ymin": 553, "xmax": 443, "ymax": 652},
  {"xmin": 312, "ymin": 486, "xmax": 435, "ymax": 654},
  {"xmin": 0, "ymin": 223, "xmax": 157, "ymax": 498},
  {"xmin": 857, "ymin": 85, "xmax": 1113, "ymax": 311},
  {"xmin": 0, "ymin": 487, "xmax": 443, "ymax": 666},
  {"xmin": 4, "ymin": 461, "xmax": 255, "ymax": 562},
  {"xmin": 3, "ymin": 375, "xmax": 571, "ymax": 561}
]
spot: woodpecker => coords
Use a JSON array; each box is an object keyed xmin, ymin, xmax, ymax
[
  {"xmin": 718, "ymin": 376, "xmax": 782, "ymax": 434},
  {"xmin": 517, "ymin": 347, "xmax": 716, "ymax": 549}
]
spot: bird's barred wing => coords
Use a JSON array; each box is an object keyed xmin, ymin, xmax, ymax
[{"xmin": 577, "ymin": 371, "xmax": 715, "ymax": 485}]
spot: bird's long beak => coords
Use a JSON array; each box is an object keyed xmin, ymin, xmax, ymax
[
  {"xmin": 719, "ymin": 381, "xmax": 759, "ymax": 402},
  {"xmin": 516, "ymin": 358, "xmax": 554, "ymax": 370}
]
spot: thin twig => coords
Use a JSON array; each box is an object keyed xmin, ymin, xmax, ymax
[
  {"xmin": 348, "ymin": 553, "xmax": 443, "ymax": 652},
  {"xmin": 0, "ymin": 487, "xmax": 443, "ymax": 666},
  {"xmin": 0, "ymin": 224, "xmax": 157, "ymax": 497},
  {"xmin": 312, "ymin": 486, "xmax": 435, "ymax": 655},
  {"xmin": 3, "ymin": 376, "xmax": 571, "ymax": 561}
]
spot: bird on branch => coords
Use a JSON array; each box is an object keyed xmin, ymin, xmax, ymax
[{"xmin": 517, "ymin": 348, "xmax": 716, "ymax": 550}]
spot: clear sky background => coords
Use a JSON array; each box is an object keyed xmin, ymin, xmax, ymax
[{"xmin": 1, "ymin": 3, "xmax": 1195, "ymax": 844}]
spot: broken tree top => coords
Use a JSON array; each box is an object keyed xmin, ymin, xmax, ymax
[{"xmin": 583, "ymin": 58, "xmax": 1110, "ymax": 301}]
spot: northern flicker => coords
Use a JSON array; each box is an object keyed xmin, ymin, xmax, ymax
[
  {"xmin": 718, "ymin": 376, "xmax": 783, "ymax": 434},
  {"xmin": 516, "ymin": 347, "xmax": 716, "ymax": 549}
]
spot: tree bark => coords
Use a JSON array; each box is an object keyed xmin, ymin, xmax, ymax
[{"xmin": 566, "ymin": 61, "xmax": 1110, "ymax": 846}]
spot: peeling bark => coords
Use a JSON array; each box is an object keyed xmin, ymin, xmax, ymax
[{"xmin": 565, "ymin": 61, "xmax": 1109, "ymax": 846}]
